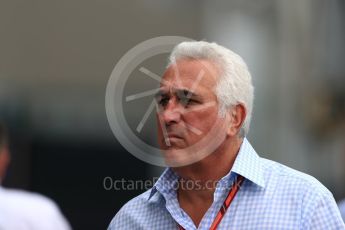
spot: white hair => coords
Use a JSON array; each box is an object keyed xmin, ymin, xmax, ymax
[{"xmin": 168, "ymin": 41, "xmax": 254, "ymax": 136}]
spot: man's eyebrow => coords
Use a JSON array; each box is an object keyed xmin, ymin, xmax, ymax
[
  {"xmin": 154, "ymin": 89, "xmax": 168, "ymax": 98},
  {"xmin": 176, "ymin": 89, "xmax": 199, "ymax": 98},
  {"xmin": 154, "ymin": 88, "xmax": 201, "ymax": 99}
]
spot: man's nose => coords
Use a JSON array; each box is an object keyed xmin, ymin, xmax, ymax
[{"xmin": 160, "ymin": 99, "xmax": 182, "ymax": 125}]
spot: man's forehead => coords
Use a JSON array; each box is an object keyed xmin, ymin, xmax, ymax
[
  {"xmin": 158, "ymin": 79, "xmax": 210, "ymax": 97},
  {"xmin": 159, "ymin": 65, "xmax": 217, "ymax": 96},
  {"xmin": 162, "ymin": 59, "xmax": 219, "ymax": 83}
]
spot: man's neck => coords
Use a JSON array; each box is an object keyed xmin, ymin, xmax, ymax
[
  {"xmin": 172, "ymin": 137, "xmax": 243, "ymax": 226},
  {"xmin": 173, "ymin": 137, "xmax": 243, "ymax": 188}
]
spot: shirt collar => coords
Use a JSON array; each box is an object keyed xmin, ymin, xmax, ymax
[
  {"xmin": 148, "ymin": 167, "xmax": 179, "ymax": 202},
  {"xmin": 230, "ymin": 138, "xmax": 266, "ymax": 188},
  {"xmin": 148, "ymin": 138, "xmax": 266, "ymax": 202}
]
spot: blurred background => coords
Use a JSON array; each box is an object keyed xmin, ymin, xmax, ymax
[{"xmin": 0, "ymin": 0, "xmax": 344, "ymax": 229}]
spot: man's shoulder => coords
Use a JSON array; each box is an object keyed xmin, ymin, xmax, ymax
[
  {"xmin": 108, "ymin": 189, "xmax": 158, "ymax": 229},
  {"xmin": 260, "ymin": 157, "xmax": 331, "ymax": 196},
  {"xmin": 258, "ymin": 158, "xmax": 345, "ymax": 228},
  {"xmin": 117, "ymin": 189, "xmax": 153, "ymax": 212}
]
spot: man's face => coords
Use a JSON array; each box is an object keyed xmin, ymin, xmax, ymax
[{"xmin": 156, "ymin": 59, "xmax": 227, "ymax": 165}]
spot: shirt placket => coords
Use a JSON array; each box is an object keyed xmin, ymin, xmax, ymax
[{"xmin": 197, "ymin": 179, "xmax": 233, "ymax": 229}]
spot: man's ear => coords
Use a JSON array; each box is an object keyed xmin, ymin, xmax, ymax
[{"xmin": 226, "ymin": 104, "xmax": 246, "ymax": 137}]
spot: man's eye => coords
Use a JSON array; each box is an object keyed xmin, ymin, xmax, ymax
[
  {"xmin": 180, "ymin": 97, "xmax": 190, "ymax": 106},
  {"xmin": 180, "ymin": 97, "xmax": 197, "ymax": 107},
  {"xmin": 158, "ymin": 97, "xmax": 169, "ymax": 106}
]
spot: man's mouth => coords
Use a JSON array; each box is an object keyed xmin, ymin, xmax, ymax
[
  {"xmin": 167, "ymin": 133, "xmax": 183, "ymax": 139},
  {"xmin": 160, "ymin": 132, "xmax": 184, "ymax": 147}
]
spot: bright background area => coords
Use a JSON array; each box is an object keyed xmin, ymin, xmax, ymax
[{"xmin": 1, "ymin": 0, "xmax": 344, "ymax": 229}]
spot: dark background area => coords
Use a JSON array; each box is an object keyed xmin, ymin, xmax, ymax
[{"xmin": 4, "ymin": 133, "xmax": 151, "ymax": 229}]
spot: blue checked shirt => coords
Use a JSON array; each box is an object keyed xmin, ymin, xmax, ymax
[{"xmin": 108, "ymin": 138, "xmax": 345, "ymax": 229}]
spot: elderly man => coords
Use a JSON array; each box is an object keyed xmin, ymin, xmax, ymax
[
  {"xmin": 0, "ymin": 123, "xmax": 71, "ymax": 230},
  {"xmin": 108, "ymin": 41, "xmax": 344, "ymax": 229}
]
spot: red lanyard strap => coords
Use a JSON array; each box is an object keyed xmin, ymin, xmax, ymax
[{"xmin": 178, "ymin": 175, "xmax": 245, "ymax": 230}]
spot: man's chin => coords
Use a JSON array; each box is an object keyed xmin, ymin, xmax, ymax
[
  {"xmin": 163, "ymin": 149, "xmax": 186, "ymax": 167},
  {"xmin": 162, "ymin": 148, "xmax": 199, "ymax": 167}
]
